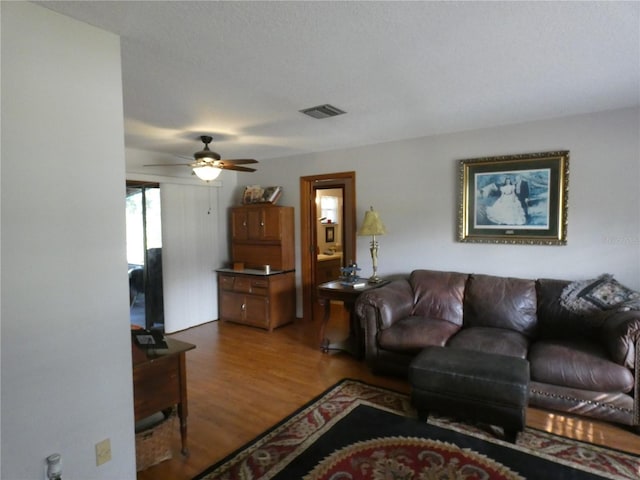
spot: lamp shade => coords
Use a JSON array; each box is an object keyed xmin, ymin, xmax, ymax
[
  {"xmin": 358, "ymin": 206, "xmax": 386, "ymax": 236},
  {"xmin": 193, "ymin": 165, "xmax": 222, "ymax": 181}
]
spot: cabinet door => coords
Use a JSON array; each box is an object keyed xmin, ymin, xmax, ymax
[
  {"xmin": 219, "ymin": 290, "xmax": 246, "ymax": 323},
  {"xmin": 246, "ymin": 208, "xmax": 264, "ymax": 240},
  {"xmin": 261, "ymin": 207, "xmax": 282, "ymax": 241},
  {"xmin": 243, "ymin": 294, "xmax": 269, "ymax": 328},
  {"xmin": 231, "ymin": 209, "xmax": 248, "ymax": 241},
  {"xmin": 242, "ymin": 207, "xmax": 282, "ymax": 241}
]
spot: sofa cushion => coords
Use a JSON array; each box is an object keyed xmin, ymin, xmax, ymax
[
  {"xmin": 446, "ymin": 326, "xmax": 530, "ymax": 358},
  {"xmin": 529, "ymin": 339, "xmax": 634, "ymax": 393},
  {"xmin": 378, "ymin": 316, "xmax": 461, "ymax": 354},
  {"xmin": 536, "ymin": 278, "xmax": 591, "ymax": 339},
  {"xmin": 464, "ymin": 274, "xmax": 537, "ymax": 336},
  {"xmin": 409, "ymin": 270, "xmax": 467, "ymax": 327}
]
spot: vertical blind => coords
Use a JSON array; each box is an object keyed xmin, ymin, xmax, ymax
[{"xmin": 161, "ymin": 183, "xmax": 221, "ymax": 332}]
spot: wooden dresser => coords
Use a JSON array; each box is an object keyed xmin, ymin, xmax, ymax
[
  {"xmin": 218, "ymin": 204, "xmax": 296, "ymax": 331},
  {"xmin": 217, "ymin": 268, "xmax": 295, "ymax": 331}
]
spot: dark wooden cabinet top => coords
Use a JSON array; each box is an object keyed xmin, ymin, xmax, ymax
[
  {"xmin": 216, "ymin": 267, "xmax": 295, "ymax": 277},
  {"xmin": 132, "ymin": 337, "xmax": 195, "ymax": 367}
]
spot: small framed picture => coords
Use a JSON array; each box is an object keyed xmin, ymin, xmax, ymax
[
  {"xmin": 458, "ymin": 151, "xmax": 569, "ymax": 245},
  {"xmin": 325, "ymin": 226, "xmax": 335, "ymax": 243},
  {"xmin": 242, "ymin": 185, "xmax": 263, "ymax": 204},
  {"xmin": 241, "ymin": 185, "xmax": 283, "ymax": 204}
]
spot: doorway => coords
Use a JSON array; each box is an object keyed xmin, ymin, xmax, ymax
[
  {"xmin": 126, "ymin": 181, "xmax": 164, "ymax": 331},
  {"xmin": 300, "ymin": 172, "xmax": 356, "ymax": 323}
]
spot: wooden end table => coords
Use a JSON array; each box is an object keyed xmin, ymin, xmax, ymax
[
  {"xmin": 132, "ymin": 337, "xmax": 195, "ymax": 455},
  {"xmin": 317, "ymin": 280, "xmax": 388, "ymax": 358}
]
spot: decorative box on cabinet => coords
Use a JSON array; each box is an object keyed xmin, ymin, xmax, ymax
[
  {"xmin": 230, "ymin": 205, "xmax": 294, "ymax": 270},
  {"xmin": 217, "ymin": 269, "xmax": 295, "ymax": 331}
]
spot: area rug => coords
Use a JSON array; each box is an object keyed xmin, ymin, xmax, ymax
[{"xmin": 193, "ymin": 379, "xmax": 640, "ymax": 480}]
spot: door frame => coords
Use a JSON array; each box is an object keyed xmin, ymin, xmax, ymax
[{"xmin": 300, "ymin": 171, "xmax": 356, "ymax": 322}]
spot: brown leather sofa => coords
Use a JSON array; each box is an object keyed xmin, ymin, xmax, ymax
[{"xmin": 355, "ymin": 269, "xmax": 640, "ymax": 430}]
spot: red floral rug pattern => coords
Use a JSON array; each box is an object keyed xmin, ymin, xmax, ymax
[
  {"xmin": 195, "ymin": 379, "xmax": 640, "ymax": 480},
  {"xmin": 304, "ymin": 436, "xmax": 524, "ymax": 480},
  {"xmin": 427, "ymin": 414, "xmax": 640, "ymax": 479}
]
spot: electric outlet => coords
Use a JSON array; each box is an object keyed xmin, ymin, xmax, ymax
[{"xmin": 95, "ymin": 438, "xmax": 111, "ymax": 466}]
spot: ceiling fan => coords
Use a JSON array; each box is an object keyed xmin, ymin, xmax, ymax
[{"xmin": 145, "ymin": 135, "xmax": 258, "ymax": 181}]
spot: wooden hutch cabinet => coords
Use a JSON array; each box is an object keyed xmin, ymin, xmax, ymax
[
  {"xmin": 232, "ymin": 205, "xmax": 285, "ymax": 242},
  {"xmin": 218, "ymin": 204, "xmax": 295, "ymax": 331},
  {"xmin": 230, "ymin": 205, "xmax": 295, "ymax": 270}
]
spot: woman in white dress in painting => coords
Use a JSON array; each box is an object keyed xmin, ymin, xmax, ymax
[{"xmin": 486, "ymin": 177, "xmax": 526, "ymax": 225}]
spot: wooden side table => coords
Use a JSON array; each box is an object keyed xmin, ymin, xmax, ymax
[
  {"xmin": 132, "ymin": 337, "xmax": 195, "ymax": 455},
  {"xmin": 317, "ymin": 280, "xmax": 389, "ymax": 357}
]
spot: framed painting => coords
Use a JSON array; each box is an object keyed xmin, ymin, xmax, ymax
[
  {"xmin": 325, "ymin": 226, "xmax": 335, "ymax": 243},
  {"xmin": 458, "ymin": 151, "xmax": 569, "ymax": 245}
]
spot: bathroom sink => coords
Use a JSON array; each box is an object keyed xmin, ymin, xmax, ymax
[{"xmin": 317, "ymin": 253, "xmax": 342, "ymax": 261}]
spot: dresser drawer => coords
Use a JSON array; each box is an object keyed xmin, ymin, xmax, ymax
[
  {"xmin": 234, "ymin": 276, "xmax": 252, "ymax": 293},
  {"xmin": 232, "ymin": 276, "xmax": 269, "ymax": 294},
  {"xmin": 251, "ymin": 278, "xmax": 268, "ymax": 288},
  {"xmin": 250, "ymin": 278, "xmax": 268, "ymax": 295},
  {"xmin": 219, "ymin": 274, "xmax": 235, "ymax": 291}
]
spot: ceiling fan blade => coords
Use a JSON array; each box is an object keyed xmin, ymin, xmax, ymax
[
  {"xmin": 144, "ymin": 136, "xmax": 258, "ymax": 174},
  {"xmin": 220, "ymin": 165, "xmax": 257, "ymax": 172},
  {"xmin": 144, "ymin": 162, "xmax": 194, "ymax": 167},
  {"xmin": 219, "ymin": 159, "xmax": 258, "ymax": 165}
]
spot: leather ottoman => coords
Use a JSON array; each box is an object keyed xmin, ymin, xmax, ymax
[{"xmin": 408, "ymin": 346, "xmax": 530, "ymax": 442}]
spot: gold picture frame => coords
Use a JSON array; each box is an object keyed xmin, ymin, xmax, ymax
[{"xmin": 458, "ymin": 151, "xmax": 569, "ymax": 245}]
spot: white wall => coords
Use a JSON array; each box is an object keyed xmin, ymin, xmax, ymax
[
  {"xmin": 1, "ymin": 3, "xmax": 136, "ymax": 479},
  {"xmin": 247, "ymin": 108, "xmax": 640, "ymax": 316}
]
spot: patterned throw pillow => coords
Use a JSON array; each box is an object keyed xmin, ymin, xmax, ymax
[{"xmin": 560, "ymin": 274, "xmax": 640, "ymax": 315}]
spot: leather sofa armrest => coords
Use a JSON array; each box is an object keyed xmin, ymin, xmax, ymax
[
  {"xmin": 601, "ymin": 310, "xmax": 640, "ymax": 369},
  {"xmin": 355, "ymin": 279, "xmax": 414, "ymax": 330}
]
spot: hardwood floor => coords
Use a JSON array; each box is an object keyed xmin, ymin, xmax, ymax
[{"xmin": 137, "ymin": 312, "xmax": 640, "ymax": 480}]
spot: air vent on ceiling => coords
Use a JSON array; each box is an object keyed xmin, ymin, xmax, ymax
[{"xmin": 299, "ymin": 104, "xmax": 346, "ymax": 119}]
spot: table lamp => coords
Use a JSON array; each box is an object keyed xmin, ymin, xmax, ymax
[{"xmin": 357, "ymin": 206, "xmax": 386, "ymax": 283}]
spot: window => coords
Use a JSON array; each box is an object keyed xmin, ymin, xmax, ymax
[
  {"xmin": 126, "ymin": 185, "xmax": 162, "ymax": 265},
  {"xmin": 320, "ymin": 196, "xmax": 339, "ymax": 224},
  {"xmin": 126, "ymin": 181, "xmax": 163, "ymax": 330}
]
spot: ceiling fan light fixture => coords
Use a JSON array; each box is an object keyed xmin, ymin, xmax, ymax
[
  {"xmin": 144, "ymin": 135, "xmax": 257, "ymax": 179},
  {"xmin": 193, "ymin": 165, "xmax": 222, "ymax": 181}
]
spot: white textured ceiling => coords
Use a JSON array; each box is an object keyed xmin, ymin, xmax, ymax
[{"xmin": 38, "ymin": 1, "xmax": 639, "ymax": 163}]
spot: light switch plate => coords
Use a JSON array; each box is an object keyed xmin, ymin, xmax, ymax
[{"xmin": 95, "ymin": 438, "xmax": 111, "ymax": 466}]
